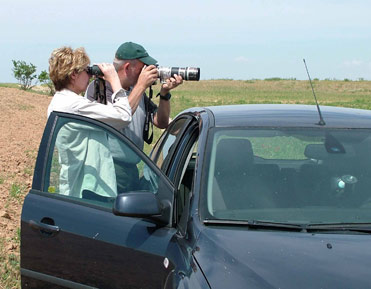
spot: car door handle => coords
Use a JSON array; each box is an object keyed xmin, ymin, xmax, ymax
[{"xmin": 29, "ymin": 220, "xmax": 60, "ymax": 237}]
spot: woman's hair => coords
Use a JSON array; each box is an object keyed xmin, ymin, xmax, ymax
[{"xmin": 49, "ymin": 46, "xmax": 90, "ymax": 91}]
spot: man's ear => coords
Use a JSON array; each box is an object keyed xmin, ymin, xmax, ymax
[{"xmin": 123, "ymin": 62, "xmax": 130, "ymax": 72}]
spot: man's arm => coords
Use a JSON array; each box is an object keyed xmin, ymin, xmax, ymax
[
  {"xmin": 154, "ymin": 98, "xmax": 171, "ymax": 129},
  {"xmin": 153, "ymin": 74, "xmax": 183, "ymax": 129},
  {"xmin": 129, "ymin": 65, "xmax": 158, "ymax": 114},
  {"xmin": 85, "ymin": 65, "xmax": 158, "ymax": 114}
]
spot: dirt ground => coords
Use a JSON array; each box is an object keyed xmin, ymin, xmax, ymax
[{"xmin": 0, "ymin": 87, "xmax": 51, "ymax": 286}]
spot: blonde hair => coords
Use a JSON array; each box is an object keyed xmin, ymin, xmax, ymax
[{"xmin": 49, "ymin": 46, "xmax": 90, "ymax": 91}]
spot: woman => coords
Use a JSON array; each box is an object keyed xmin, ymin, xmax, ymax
[
  {"xmin": 47, "ymin": 46, "xmax": 131, "ymax": 199},
  {"xmin": 48, "ymin": 46, "xmax": 132, "ymax": 129}
]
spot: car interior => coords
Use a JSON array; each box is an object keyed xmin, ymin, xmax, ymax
[{"xmin": 206, "ymin": 129, "xmax": 371, "ymax": 223}]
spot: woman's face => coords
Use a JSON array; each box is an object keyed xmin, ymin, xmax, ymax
[{"xmin": 73, "ymin": 68, "xmax": 91, "ymax": 94}]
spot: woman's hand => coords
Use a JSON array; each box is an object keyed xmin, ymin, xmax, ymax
[{"xmin": 97, "ymin": 63, "xmax": 122, "ymax": 93}]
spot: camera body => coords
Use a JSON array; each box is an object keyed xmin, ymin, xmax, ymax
[
  {"xmin": 157, "ymin": 66, "xmax": 200, "ymax": 83},
  {"xmin": 86, "ymin": 65, "xmax": 103, "ymax": 77}
]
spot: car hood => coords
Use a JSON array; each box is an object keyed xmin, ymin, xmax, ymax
[{"xmin": 193, "ymin": 226, "xmax": 371, "ymax": 289}]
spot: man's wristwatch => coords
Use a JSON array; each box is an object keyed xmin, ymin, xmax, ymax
[{"xmin": 157, "ymin": 92, "xmax": 171, "ymax": 101}]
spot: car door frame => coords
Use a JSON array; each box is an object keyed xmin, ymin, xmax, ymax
[{"xmin": 150, "ymin": 112, "xmax": 204, "ymax": 233}]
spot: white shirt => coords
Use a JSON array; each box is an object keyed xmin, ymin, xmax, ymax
[{"xmin": 47, "ymin": 88, "xmax": 132, "ymax": 131}]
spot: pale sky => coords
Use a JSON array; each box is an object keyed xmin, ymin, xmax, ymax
[{"xmin": 1, "ymin": 0, "xmax": 371, "ymax": 82}]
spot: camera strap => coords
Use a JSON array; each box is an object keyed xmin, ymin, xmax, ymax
[
  {"xmin": 143, "ymin": 86, "xmax": 154, "ymax": 144},
  {"xmin": 93, "ymin": 78, "xmax": 107, "ymax": 104}
]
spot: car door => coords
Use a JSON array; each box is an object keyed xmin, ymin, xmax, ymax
[
  {"xmin": 21, "ymin": 111, "xmax": 177, "ymax": 289},
  {"xmin": 149, "ymin": 113, "xmax": 208, "ymax": 288},
  {"xmin": 151, "ymin": 113, "xmax": 204, "ymax": 233}
]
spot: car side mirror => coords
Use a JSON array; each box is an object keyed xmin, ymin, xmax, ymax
[{"xmin": 113, "ymin": 191, "xmax": 162, "ymax": 218}]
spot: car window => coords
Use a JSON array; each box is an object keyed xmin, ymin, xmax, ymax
[
  {"xmin": 202, "ymin": 127, "xmax": 371, "ymax": 225},
  {"xmin": 176, "ymin": 137, "xmax": 198, "ymax": 225},
  {"xmin": 46, "ymin": 118, "xmax": 159, "ymax": 209},
  {"xmin": 249, "ymin": 135, "xmax": 322, "ymax": 160},
  {"xmin": 152, "ymin": 117, "xmax": 189, "ymax": 171}
]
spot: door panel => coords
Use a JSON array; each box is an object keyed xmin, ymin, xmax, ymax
[{"xmin": 22, "ymin": 192, "xmax": 175, "ymax": 288}]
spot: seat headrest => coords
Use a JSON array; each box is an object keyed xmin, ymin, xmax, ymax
[{"xmin": 215, "ymin": 138, "xmax": 254, "ymax": 175}]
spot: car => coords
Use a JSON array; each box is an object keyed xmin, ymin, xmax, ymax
[{"xmin": 21, "ymin": 104, "xmax": 371, "ymax": 289}]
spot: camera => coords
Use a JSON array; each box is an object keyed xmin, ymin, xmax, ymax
[
  {"xmin": 86, "ymin": 65, "xmax": 103, "ymax": 77},
  {"xmin": 157, "ymin": 66, "xmax": 200, "ymax": 83}
]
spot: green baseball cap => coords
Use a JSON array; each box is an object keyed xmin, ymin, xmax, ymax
[{"xmin": 115, "ymin": 42, "xmax": 157, "ymax": 65}]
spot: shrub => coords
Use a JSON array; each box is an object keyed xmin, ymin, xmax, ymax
[
  {"xmin": 12, "ymin": 60, "xmax": 38, "ymax": 90},
  {"xmin": 264, "ymin": 77, "xmax": 282, "ymax": 81},
  {"xmin": 38, "ymin": 70, "xmax": 55, "ymax": 96}
]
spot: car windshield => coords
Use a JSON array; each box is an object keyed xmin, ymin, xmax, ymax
[{"xmin": 202, "ymin": 127, "xmax": 371, "ymax": 225}]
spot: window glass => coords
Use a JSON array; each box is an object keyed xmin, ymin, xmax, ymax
[
  {"xmin": 202, "ymin": 127, "xmax": 371, "ymax": 225},
  {"xmin": 47, "ymin": 119, "xmax": 159, "ymax": 208},
  {"xmin": 153, "ymin": 118, "xmax": 188, "ymax": 170},
  {"xmin": 177, "ymin": 138, "xmax": 198, "ymax": 222}
]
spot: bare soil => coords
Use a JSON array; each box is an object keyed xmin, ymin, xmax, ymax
[{"xmin": 0, "ymin": 87, "xmax": 51, "ymax": 287}]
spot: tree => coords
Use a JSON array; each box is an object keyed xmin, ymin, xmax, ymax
[
  {"xmin": 12, "ymin": 60, "xmax": 38, "ymax": 90},
  {"xmin": 38, "ymin": 70, "xmax": 55, "ymax": 96}
]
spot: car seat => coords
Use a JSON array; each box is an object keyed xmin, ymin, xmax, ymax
[{"xmin": 213, "ymin": 138, "xmax": 276, "ymax": 211}]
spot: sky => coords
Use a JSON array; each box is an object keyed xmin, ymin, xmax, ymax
[{"xmin": 1, "ymin": 0, "xmax": 371, "ymax": 83}]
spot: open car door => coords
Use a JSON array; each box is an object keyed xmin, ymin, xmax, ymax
[{"xmin": 21, "ymin": 112, "xmax": 176, "ymax": 289}]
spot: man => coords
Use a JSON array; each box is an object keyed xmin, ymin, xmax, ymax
[
  {"xmin": 86, "ymin": 41, "xmax": 182, "ymax": 149},
  {"xmin": 85, "ymin": 42, "xmax": 183, "ymax": 192}
]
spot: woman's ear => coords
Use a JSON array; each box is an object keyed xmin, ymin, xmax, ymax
[{"xmin": 70, "ymin": 70, "xmax": 78, "ymax": 80}]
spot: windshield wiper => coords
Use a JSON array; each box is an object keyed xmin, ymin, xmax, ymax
[
  {"xmin": 203, "ymin": 219, "xmax": 305, "ymax": 232},
  {"xmin": 305, "ymin": 223, "xmax": 371, "ymax": 234},
  {"xmin": 203, "ymin": 220, "xmax": 371, "ymax": 234}
]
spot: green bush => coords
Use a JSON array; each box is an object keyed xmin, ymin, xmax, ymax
[
  {"xmin": 38, "ymin": 70, "xmax": 55, "ymax": 95},
  {"xmin": 11, "ymin": 60, "xmax": 55, "ymax": 95},
  {"xmin": 12, "ymin": 60, "xmax": 38, "ymax": 90}
]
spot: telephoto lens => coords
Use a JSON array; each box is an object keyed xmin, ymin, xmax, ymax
[
  {"xmin": 157, "ymin": 66, "xmax": 200, "ymax": 82},
  {"xmin": 86, "ymin": 65, "xmax": 104, "ymax": 77}
]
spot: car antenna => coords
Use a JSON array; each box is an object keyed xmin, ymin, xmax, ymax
[{"xmin": 303, "ymin": 59, "xmax": 326, "ymax": 126}]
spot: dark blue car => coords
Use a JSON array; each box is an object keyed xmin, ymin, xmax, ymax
[{"xmin": 21, "ymin": 104, "xmax": 371, "ymax": 288}]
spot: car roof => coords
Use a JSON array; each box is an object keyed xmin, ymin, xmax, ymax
[{"xmin": 187, "ymin": 104, "xmax": 371, "ymax": 128}]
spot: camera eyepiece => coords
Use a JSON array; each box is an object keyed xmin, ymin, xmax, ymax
[
  {"xmin": 86, "ymin": 65, "xmax": 104, "ymax": 77},
  {"xmin": 157, "ymin": 66, "xmax": 200, "ymax": 82}
]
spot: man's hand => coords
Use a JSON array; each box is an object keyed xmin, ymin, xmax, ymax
[
  {"xmin": 161, "ymin": 74, "xmax": 183, "ymax": 94},
  {"xmin": 137, "ymin": 65, "xmax": 158, "ymax": 90},
  {"xmin": 128, "ymin": 65, "xmax": 158, "ymax": 114}
]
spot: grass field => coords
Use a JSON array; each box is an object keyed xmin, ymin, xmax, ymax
[
  {"xmin": 144, "ymin": 78, "xmax": 371, "ymax": 154},
  {"xmin": 162, "ymin": 79, "xmax": 371, "ymax": 113},
  {"xmin": 1, "ymin": 78, "xmax": 371, "ymax": 288}
]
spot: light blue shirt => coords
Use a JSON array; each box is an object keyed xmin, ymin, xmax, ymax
[{"xmin": 47, "ymin": 88, "xmax": 132, "ymax": 197}]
